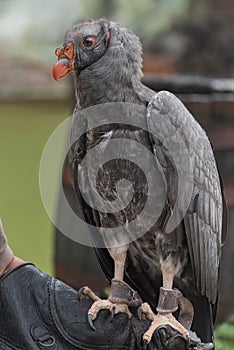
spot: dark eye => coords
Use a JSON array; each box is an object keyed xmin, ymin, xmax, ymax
[{"xmin": 82, "ymin": 36, "xmax": 96, "ymax": 48}]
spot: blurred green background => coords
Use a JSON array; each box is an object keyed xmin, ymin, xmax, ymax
[{"xmin": 0, "ymin": 101, "xmax": 68, "ymax": 274}]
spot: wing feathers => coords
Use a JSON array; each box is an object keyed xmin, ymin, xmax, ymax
[{"xmin": 147, "ymin": 91, "xmax": 225, "ymax": 303}]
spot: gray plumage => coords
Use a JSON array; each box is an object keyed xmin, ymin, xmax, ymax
[
  {"xmin": 147, "ymin": 91, "xmax": 223, "ymax": 302},
  {"xmin": 63, "ymin": 19, "xmax": 227, "ymax": 343}
]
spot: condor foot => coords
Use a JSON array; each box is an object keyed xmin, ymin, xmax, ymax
[
  {"xmin": 88, "ymin": 299, "xmax": 132, "ymax": 330},
  {"xmin": 78, "ymin": 281, "xmax": 142, "ymax": 331},
  {"xmin": 138, "ymin": 302, "xmax": 214, "ymax": 349},
  {"xmin": 138, "ymin": 302, "xmax": 189, "ymax": 344}
]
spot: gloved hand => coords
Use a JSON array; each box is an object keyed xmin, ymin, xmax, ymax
[
  {"xmin": 0, "ymin": 220, "xmax": 214, "ymax": 350},
  {"xmin": 147, "ymin": 325, "xmax": 214, "ymax": 350}
]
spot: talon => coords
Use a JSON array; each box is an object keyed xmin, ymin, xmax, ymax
[
  {"xmin": 187, "ymin": 330, "xmax": 200, "ymax": 346},
  {"xmin": 143, "ymin": 339, "xmax": 148, "ymax": 349},
  {"xmin": 78, "ymin": 287, "xmax": 85, "ymax": 301},
  {"xmin": 137, "ymin": 305, "xmax": 143, "ymax": 321},
  {"xmin": 157, "ymin": 326, "xmax": 168, "ymax": 343},
  {"xmin": 88, "ymin": 314, "xmax": 96, "ymax": 331},
  {"xmin": 110, "ymin": 307, "xmax": 115, "ymax": 322}
]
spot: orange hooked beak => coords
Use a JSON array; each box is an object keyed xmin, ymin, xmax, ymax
[{"xmin": 52, "ymin": 42, "xmax": 75, "ymax": 81}]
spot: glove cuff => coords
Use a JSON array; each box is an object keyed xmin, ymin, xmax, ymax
[{"xmin": 0, "ymin": 219, "xmax": 14, "ymax": 276}]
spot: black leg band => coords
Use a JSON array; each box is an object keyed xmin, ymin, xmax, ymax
[
  {"xmin": 108, "ymin": 279, "xmax": 142, "ymax": 308},
  {"xmin": 156, "ymin": 287, "xmax": 180, "ymax": 313}
]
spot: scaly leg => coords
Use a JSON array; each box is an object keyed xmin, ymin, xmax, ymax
[
  {"xmin": 87, "ymin": 246, "xmax": 142, "ymax": 330},
  {"xmin": 140, "ymin": 261, "xmax": 190, "ymax": 344},
  {"xmin": 111, "ymin": 248, "xmax": 126, "ymax": 280}
]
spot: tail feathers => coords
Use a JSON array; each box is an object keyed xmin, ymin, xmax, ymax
[{"xmin": 191, "ymin": 295, "xmax": 215, "ymax": 343}]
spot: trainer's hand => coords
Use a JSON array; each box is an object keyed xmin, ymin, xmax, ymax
[
  {"xmin": 150, "ymin": 326, "xmax": 213, "ymax": 350},
  {"xmin": 0, "ymin": 219, "xmax": 24, "ymax": 277},
  {"xmin": 1, "ymin": 256, "xmax": 25, "ymax": 277}
]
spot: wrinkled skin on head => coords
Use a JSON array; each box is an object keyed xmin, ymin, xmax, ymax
[
  {"xmin": 52, "ymin": 19, "xmax": 143, "ymax": 83},
  {"xmin": 66, "ymin": 19, "xmax": 110, "ymax": 73},
  {"xmin": 52, "ymin": 19, "xmax": 111, "ymax": 80}
]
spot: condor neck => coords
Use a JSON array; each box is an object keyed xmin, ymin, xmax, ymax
[{"xmin": 74, "ymin": 60, "xmax": 146, "ymax": 109}]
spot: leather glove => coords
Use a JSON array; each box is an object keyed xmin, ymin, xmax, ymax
[{"xmin": 148, "ymin": 325, "xmax": 214, "ymax": 350}]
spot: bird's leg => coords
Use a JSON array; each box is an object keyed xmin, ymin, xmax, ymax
[
  {"xmin": 111, "ymin": 247, "xmax": 127, "ymax": 280},
  {"xmin": 87, "ymin": 246, "xmax": 142, "ymax": 330},
  {"xmin": 140, "ymin": 261, "xmax": 191, "ymax": 344}
]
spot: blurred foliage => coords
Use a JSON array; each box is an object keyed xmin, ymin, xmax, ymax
[
  {"xmin": 0, "ymin": 0, "xmax": 212, "ymax": 100},
  {"xmin": 81, "ymin": 0, "xmax": 205, "ymax": 47},
  {"xmin": 0, "ymin": 0, "xmax": 207, "ymax": 58},
  {"xmin": 0, "ymin": 0, "xmax": 82, "ymax": 62},
  {"xmin": 215, "ymin": 315, "xmax": 234, "ymax": 349}
]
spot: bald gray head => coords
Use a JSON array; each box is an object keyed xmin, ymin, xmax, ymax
[
  {"xmin": 66, "ymin": 19, "xmax": 143, "ymax": 80},
  {"xmin": 53, "ymin": 19, "xmax": 148, "ymax": 108}
]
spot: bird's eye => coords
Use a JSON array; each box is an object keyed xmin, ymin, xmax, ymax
[{"xmin": 82, "ymin": 36, "xmax": 96, "ymax": 48}]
